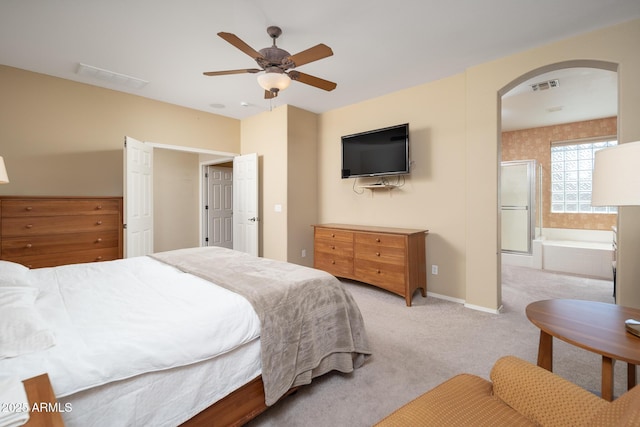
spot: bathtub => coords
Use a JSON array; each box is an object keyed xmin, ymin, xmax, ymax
[{"xmin": 502, "ymin": 228, "xmax": 614, "ymax": 280}]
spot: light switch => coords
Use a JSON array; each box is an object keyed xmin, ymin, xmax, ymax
[{"xmin": 274, "ymin": 204, "xmax": 282, "ymax": 212}]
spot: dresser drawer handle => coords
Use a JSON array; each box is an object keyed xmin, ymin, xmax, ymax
[
  {"xmin": 25, "ymin": 224, "xmax": 33, "ymax": 229},
  {"xmin": 331, "ymin": 260, "xmax": 336, "ymax": 264},
  {"xmin": 331, "ymin": 245, "xmax": 335, "ymax": 250},
  {"xmin": 25, "ymin": 243, "xmax": 32, "ymax": 249},
  {"xmin": 96, "ymin": 238, "xmax": 103, "ymax": 243},
  {"xmin": 376, "ymin": 238, "xmax": 381, "ymax": 242},
  {"xmin": 331, "ymin": 233, "xmax": 335, "ymax": 237},
  {"xmin": 25, "ymin": 206, "xmax": 33, "ymax": 211},
  {"xmin": 96, "ymin": 220, "xmax": 103, "ymax": 225},
  {"xmin": 95, "ymin": 256, "xmax": 103, "ymax": 261},
  {"xmin": 376, "ymin": 269, "xmax": 381, "ymax": 274},
  {"xmin": 376, "ymin": 252, "xmax": 380, "ymax": 256},
  {"xmin": 96, "ymin": 205, "xmax": 103, "ymax": 210}
]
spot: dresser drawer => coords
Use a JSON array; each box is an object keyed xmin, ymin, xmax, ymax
[
  {"xmin": 355, "ymin": 232, "xmax": 406, "ymax": 248},
  {"xmin": 1, "ymin": 199, "xmax": 121, "ymax": 217},
  {"xmin": 354, "ymin": 259, "xmax": 406, "ymax": 295},
  {"xmin": 314, "ymin": 238, "xmax": 354, "ymax": 257},
  {"xmin": 354, "ymin": 242, "xmax": 405, "ymax": 265},
  {"xmin": 2, "ymin": 230, "xmax": 119, "ymax": 257},
  {"xmin": 314, "ymin": 227, "xmax": 353, "ymax": 244},
  {"xmin": 2, "ymin": 214, "xmax": 120, "ymax": 237},
  {"xmin": 5, "ymin": 247, "xmax": 120, "ymax": 269},
  {"xmin": 314, "ymin": 251, "xmax": 353, "ymax": 278}
]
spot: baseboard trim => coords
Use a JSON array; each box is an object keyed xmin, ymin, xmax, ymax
[
  {"xmin": 427, "ymin": 292, "xmax": 503, "ymax": 314},
  {"xmin": 464, "ymin": 302, "xmax": 503, "ymax": 314},
  {"xmin": 426, "ymin": 291, "xmax": 464, "ymax": 305}
]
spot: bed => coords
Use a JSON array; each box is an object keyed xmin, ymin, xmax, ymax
[{"xmin": 0, "ymin": 246, "xmax": 371, "ymax": 426}]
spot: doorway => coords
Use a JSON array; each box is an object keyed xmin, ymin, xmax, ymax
[
  {"xmin": 203, "ymin": 163, "xmax": 233, "ymax": 249},
  {"xmin": 201, "ymin": 153, "xmax": 259, "ymax": 256},
  {"xmin": 498, "ymin": 60, "xmax": 618, "ymax": 301},
  {"xmin": 124, "ymin": 139, "xmax": 247, "ymax": 255}
]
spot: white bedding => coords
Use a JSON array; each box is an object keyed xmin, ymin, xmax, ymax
[
  {"xmin": 58, "ymin": 339, "xmax": 261, "ymax": 427},
  {"xmin": 0, "ymin": 256, "xmax": 261, "ymax": 401}
]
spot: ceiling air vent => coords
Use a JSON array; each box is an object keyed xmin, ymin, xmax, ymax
[
  {"xmin": 531, "ymin": 79, "xmax": 559, "ymax": 91},
  {"xmin": 76, "ymin": 63, "xmax": 149, "ymax": 89}
]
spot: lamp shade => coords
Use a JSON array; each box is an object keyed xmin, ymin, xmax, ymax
[
  {"xmin": 0, "ymin": 156, "xmax": 8, "ymax": 184},
  {"xmin": 257, "ymin": 71, "xmax": 291, "ymax": 92},
  {"xmin": 592, "ymin": 141, "xmax": 640, "ymax": 206}
]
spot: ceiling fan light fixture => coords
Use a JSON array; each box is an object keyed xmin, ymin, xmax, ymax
[
  {"xmin": 257, "ymin": 70, "xmax": 291, "ymax": 93},
  {"xmin": 206, "ymin": 27, "xmax": 335, "ymax": 96}
]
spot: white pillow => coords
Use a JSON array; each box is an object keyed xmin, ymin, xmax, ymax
[
  {"xmin": 0, "ymin": 287, "xmax": 56, "ymax": 359},
  {"xmin": 0, "ymin": 260, "xmax": 31, "ymax": 287}
]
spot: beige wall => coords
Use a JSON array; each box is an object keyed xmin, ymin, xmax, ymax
[
  {"xmin": 467, "ymin": 19, "xmax": 640, "ymax": 310},
  {"xmin": 0, "ymin": 65, "xmax": 240, "ymax": 197},
  {"xmin": 240, "ymin": 105, "xmax": 318, "ymax": 266},
  {"xmin": 241, "ymin": 105, "xmax": 288, "ymax": 259},
  {"xmin": 0, "ymin": 65, "xmax": 240, "ymax": 253},
  {"xmin": 287, "ymin": 107, "xmax": 318, "ymax": 267},
  {"xmin": 318, "ymin": 73, "xmax": 468, "ymax": 301},
  {"xmin": 154, "ymin": 149, "xmax": 200, "ymax": 252},
  {"xmin": 318, "ymin": 18, "xmax": 640, "ymax": 310}
]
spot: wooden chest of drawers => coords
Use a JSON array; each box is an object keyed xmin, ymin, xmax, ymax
[
  {"xmin": 0, "ymin": 196, "xmax": 123, "ymax": 268},
  {"xmin": 313, "ymin": 224, "xmax": 428, "ymax": 306}
]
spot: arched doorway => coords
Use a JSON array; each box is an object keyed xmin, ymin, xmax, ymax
[{"xmin": 498, "ymin": 60, "xmax": 618, "ymax": 303}]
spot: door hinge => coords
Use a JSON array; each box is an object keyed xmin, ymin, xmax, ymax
[
  {"xmin": 205, "ymin": 205, "xmax": 209, "ymax": 210},
  {"xmin": 123, "ymin": 223, "xmax": 127, "ymax": 229},
  {"xmin": 205, "ymin": 237, "xmax": 209, "ymax": 242}
]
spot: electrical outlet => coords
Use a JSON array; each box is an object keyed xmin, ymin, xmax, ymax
[
  {"xmin": 301, "ymin": 249, "xmax": 306, "ymax": 258},
  {"xmin": 431, "ymin": 265, "xmax": 438, "ymax": 275}
]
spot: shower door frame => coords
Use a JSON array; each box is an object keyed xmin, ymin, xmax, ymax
[{"xmin": 500, "ymin": 159, "xmax": 537, "ymax": 255}]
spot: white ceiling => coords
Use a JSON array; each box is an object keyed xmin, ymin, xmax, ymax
[
  {"xmin": 1, "ymin": 0, "xmax": 637, "ymax": 130},
  {"xmin": 502, "ymin": 67, "xmax": 618, "ymax": 131}
]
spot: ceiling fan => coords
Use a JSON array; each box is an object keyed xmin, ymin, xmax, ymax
[{"xmin": 203, "ymin": 26, "xmax": 337, "ymax": 99}]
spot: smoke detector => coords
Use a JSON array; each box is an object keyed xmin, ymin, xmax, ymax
[{"xmin": 531, "ymin": 79, "xmax": 559, "ymax": 91}]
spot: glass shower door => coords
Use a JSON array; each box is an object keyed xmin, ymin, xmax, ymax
[{"xmin": 501, "ymin": 160, "xmax": 536, "ymax": 254}]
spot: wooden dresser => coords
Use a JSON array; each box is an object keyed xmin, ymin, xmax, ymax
[
  {"xmin": 0, "ymin": 196, "xmax": 123, "ymax": 268},
  {"xmin": 313, "ymin": 224, "xmax": 428, "ymax": 306}
]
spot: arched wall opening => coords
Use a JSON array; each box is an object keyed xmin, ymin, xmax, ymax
[{"xmin": 496, "ymin": 59, "xmax": 619, "ymax": 306}]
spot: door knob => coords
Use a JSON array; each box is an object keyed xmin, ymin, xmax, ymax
[{"xmin": 248, "ymin": 217, "xmax": 257, "ymax": 222}]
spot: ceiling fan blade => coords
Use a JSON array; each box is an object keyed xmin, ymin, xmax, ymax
[
  {"xmin": 218, "ymin": 32, "xmax": 265, "ymax": 60},
  {"xmin": 203, "ymin": 68, "xmax": 261, "ymax": 76},
  {"xmin": 285, "ymin": 44, "xmax": 333, "ymax": 68},
  {"xmin": 264, "ymin": 90, "xmax": 278, "ymax": 99},
  {"xmin": 289, "ymin": 71, "xmax": 337, "ymax": 91}
]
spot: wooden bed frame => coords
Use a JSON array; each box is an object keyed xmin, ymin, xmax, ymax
[{"xmin": 181, "ymin": 376, "xmax": 298, "ymax": 427}]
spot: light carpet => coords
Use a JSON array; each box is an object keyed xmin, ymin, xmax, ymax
[{"xmin": 247, "ymin": 265, "xmax": 621, "ymax": 427}]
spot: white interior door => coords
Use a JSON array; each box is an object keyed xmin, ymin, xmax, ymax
[
  {"xmin": 124, "ymin": 136, "xmax": 153, "ymax": 257},
  {"xmin": 233, "ymin": 153, "xmax": 259, "ymax": 256},
  {"xmin": 205, "ymin": 165, "xmax": 233, "ymax": 249}
]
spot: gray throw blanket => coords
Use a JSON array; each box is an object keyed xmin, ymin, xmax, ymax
[{"xmin": 150, "ymin": 246, "xmax": 371, "ymax": 405}]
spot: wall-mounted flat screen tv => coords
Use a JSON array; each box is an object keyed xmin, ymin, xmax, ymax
[{"xmin": 341, "ymin": 123, "xmax": 409, "ymax": 179}]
